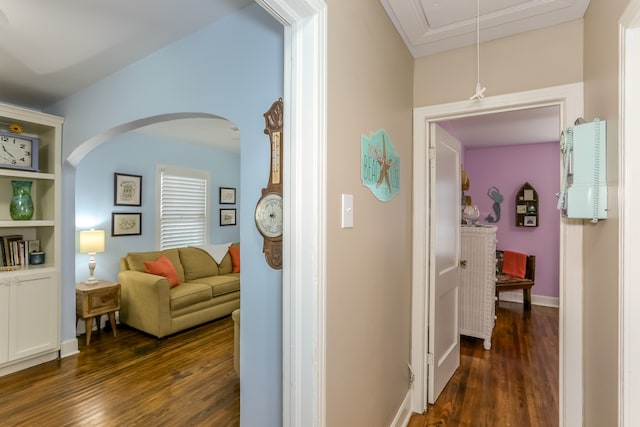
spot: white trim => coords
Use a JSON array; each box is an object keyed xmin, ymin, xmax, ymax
[
  {"xmin": 258, "ymin": 1, "xmax": 327, "ymax": 426},
  {"xmin": 59, "ymin": 338, "xmax": 79, "ymax": 358},
  {"xmin": 498, "ymin": 292, "xmax": 560, "ymax": 308},
  {"xmin": 411, "ymin": 83, "xmax": 584, "ymax": 427},
  {"xmin": 389, "ymin": 391, "xmax": 413, "ymax": 427},
  {"xmin": 619, "ymin": 2, "xmax": 640, "ymax": 426}
]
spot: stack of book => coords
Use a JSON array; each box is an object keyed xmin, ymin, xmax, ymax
[{"xmin": 0, "ymin": 235, "xmax": 40, "ymax": 267}]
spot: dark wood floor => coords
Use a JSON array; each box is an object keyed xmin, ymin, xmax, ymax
[
  {"xmin": 0, "ymin": 302, "xmax": 557, "ymax": 427},
  {"xmin": 0, "ymin": 315, "xmax": 239, "ymax": 426},
  {"xmin": 409, "ymin": 301, "xmax": 559, "ymax": 427}
]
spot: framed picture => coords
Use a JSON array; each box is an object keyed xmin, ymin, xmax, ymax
[
  {"xmin": 516, "ymin": 204, "xmax": 527, "ymax": 214},
  {"xmin": 524, "ymin": 215, "xmax": 537, "ymax": 227},
  {"xmin": 114, "ymin": 173, "xmax": 142, "ymax": 206},
  {"xmin": 220, "ymin": 209, "xmax": 236, "ymax": 226},
  {"xmin": 219, "ymin": 187, "xmax": 236, "ymax": 204},
  {"xmin": 112, "ymin": 212, "xmax": 142, "ymax": 236}
]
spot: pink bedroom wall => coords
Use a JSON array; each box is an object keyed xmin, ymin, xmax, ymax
[{"xmin": 464, "ymin": 141, "xmax": 560, "ymax": 300}]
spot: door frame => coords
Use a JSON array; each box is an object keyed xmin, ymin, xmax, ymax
[
  {"xmin": 411, "ymin": 82, "xmax": 584, "ymax": 427},
  {"xmin": 619, "ymin": 1, "xmax": 640, "ymax": 425},
  {"xmin": 256, "ymin": 1, "xmax": 327, "ymax": 426}
]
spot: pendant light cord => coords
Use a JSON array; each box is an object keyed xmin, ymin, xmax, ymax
[
  {"xmin": 470, "ymin": 0, "xmax": 486, "ymax": 100},
  {"xmin": 476, "ymin": 0, "xmax": 480, "ymax": 88}
]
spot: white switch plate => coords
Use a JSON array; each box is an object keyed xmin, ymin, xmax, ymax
[{"xmin": 341, "ymin": 194, "xmax": 353, "ymax": 228}]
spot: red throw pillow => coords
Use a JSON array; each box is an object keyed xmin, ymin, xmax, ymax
[
  {"xmin": 228, "ymin": 245, "xmax": 240, "ymax": 273},
  {"xmin": 144, "ymin": 255, "xmax": 180, "ymax": 287}
]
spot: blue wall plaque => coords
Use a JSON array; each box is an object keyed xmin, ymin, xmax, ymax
[{"xmin": 361, "ymin": 129, "xmax": 400, "ymax": 202}]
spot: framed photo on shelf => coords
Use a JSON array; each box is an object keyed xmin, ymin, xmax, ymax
[
  {"xmin": 516, "ymin": 204, "xmax": 527, "ymax": 214},
  {"xmin": 220, "ymin": 209, "xmax": 236, "ymax": 226},
  {"xmin": 219, "ymin": 187, "xmax": 236, "ymax": 204},
  {"xmin": 114, "ymin": 173, "xmax": 142, "ymax": 206},
  {"xmin": 524, "ymin": 215, "xmax": 537, "ymax": 227},
  {"xmin": 112, "ymin": 212, "xmax": 142, "ymax": 236}
]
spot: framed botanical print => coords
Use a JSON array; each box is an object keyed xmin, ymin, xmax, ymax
[
  {"xmin": 219, "ymin": 187, "xmax": 236, "ymax": 204},
  {"xmin": 112, "ymin": 212, "xmax": 142, "ymax": 236},
  {"xmin": 220, "ymin": 209, "xmax": 236, "ymax": 226},
  {"xmin": 114, "ymin": 173, "xmax": 142, "ymax": 206}
]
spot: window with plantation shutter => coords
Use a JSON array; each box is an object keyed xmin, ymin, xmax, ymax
[{"xmin": 158, "ymin": 166, "xmax": 209, "ymax": 249}]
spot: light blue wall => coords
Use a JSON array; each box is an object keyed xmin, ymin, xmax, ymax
[
  {"xmin": 75, "ymin": 131, "xmax": 241, "ymax": 283},
  {"xmin": 47, "ymin": 5, "xmax": 283, "ymax": 426}
]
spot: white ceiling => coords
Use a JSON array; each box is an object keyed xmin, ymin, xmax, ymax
[
  {"xmin": 0, "ymin": 0, "xmax": 579, "ymax": 148},
  {"xmin": 380, "ymin": 0, "xmax": 590, "ymax": 57},
  {"xmin": 135, "ymin": 118, "xmax": 241, "ymax": 154},
  {"xmin": 440, "ymin": 105, "xmax": 561, "ymax": 148},
  {"xmin": 0, "ymin": 0, "xmax": 253, "ymax": 109}
]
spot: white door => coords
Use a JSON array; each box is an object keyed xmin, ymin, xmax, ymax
[{"xmin": 428, "ymin": 123, "xmax": 461, "ymax": 403}]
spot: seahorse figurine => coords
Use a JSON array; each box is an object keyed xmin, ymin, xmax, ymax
[{"xmin": 485, "ymin": 186, "xmax": 504, "ymax": 223}]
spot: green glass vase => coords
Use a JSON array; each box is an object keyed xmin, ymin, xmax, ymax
[{"xmin": 10, "ymin": 180, "xmax": 34, "ymax": 220}]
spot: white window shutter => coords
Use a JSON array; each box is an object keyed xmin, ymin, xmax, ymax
[{"xmin": 159, "ymin": 169, "xmax": 208, "ymax": 249}]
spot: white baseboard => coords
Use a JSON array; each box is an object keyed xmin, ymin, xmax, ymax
[
  {"xmin": 498, "ymin": 291, "xmax": 559, "ymax": 308},
  {"xmin": 60, "ymin": 338, "xmax": 79, "ymax": 358},
  {"xmin": 390, "ymin": 390, "xmax": 413, "ymax": 427}
]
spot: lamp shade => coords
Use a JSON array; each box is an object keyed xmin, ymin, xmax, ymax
[{"xmin": 79, "ymin": 229, "xmax": 105, "ymax": 254}]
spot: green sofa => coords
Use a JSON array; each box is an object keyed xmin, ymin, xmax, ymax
[{"xmin": 118, "ymin": 245, "xmax": 240, "ymax": 338}]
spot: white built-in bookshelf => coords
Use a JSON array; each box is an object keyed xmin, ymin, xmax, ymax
[{"xmin": 0, "ymin": 103, "xmax": 62, "ymax": 376}]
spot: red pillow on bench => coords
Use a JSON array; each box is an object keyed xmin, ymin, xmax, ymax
[{"xmin": 502, "ymin": 250, "xmax": 527, "ymax": 279}]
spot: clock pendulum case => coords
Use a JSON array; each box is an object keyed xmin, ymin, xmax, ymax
[{"xmin": 255, "ymin": 98, "xmax": 284, "ymax": 269}]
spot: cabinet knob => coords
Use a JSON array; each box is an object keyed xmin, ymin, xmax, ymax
[{"xmin": 460, "ymin": 260, "xmax": 467, "ymax": 268}]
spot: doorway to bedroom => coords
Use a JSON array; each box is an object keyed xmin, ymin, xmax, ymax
[{"xmin": 411, "ymin": 83, "xmax": 584, "ymax": 426}]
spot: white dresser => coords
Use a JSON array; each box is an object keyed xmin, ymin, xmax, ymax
[{"xmin": 459, "ymin": 225, "xmax": 497, "ymax": 350}]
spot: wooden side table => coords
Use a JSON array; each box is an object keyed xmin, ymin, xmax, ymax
[{"xmin": 75, "ymin": 280, "xmax": 121, "ymax": 346}]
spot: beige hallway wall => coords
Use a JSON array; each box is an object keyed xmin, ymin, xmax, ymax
[
  {"xmin": 325, "ymin": 0, "xmax": 414, "ymax": 425},
  {"xmin": 414, "ymin": 19, "xmax": 583, "ymax": 106}
]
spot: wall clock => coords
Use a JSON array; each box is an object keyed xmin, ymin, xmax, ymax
[
  {"xmin": 0, "ymin": 129, "xmax": 39, "ymax": 172},
  {"xmin": 255, "ymin": 98, "xmax": 283, "ymax": 269}
]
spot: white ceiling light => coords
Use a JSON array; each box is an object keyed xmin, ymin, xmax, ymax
[{"xmin": 469, "ymin": 0, "xmax": 486, "ymax": 101}]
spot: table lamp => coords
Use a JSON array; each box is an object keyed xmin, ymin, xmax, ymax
[{"xmin": 79, "ymin": 229, "xmax": 105, "ymax": 284}]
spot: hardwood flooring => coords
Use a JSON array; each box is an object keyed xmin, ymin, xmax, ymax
[
  {"xmin": 408, "ymin": 301, "xmax": 559, "ymax": 427},
  {"xmin": 0, "ymin": 302, "xmax": 557, "ymax": 427},
  {"xmin": 0, "ymin": 315, "xmax": 239, "ymax": 426}
]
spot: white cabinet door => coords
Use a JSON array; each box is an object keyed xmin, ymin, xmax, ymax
[
  {"xmin": 10, "ymin": 271, "xmax": 59, "ymax": 360},
  {"xmin": 0, "ymin": 278, "xmax": 9, "ymax": 364}
]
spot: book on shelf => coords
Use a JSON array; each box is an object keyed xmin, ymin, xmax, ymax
[
  {"xmin": 1, "ymin": 235, "xmax": 21, "ymax": 266},
  {"xmin": 0, "ymin": 236, "xmax": 40, "ymax": 267}
]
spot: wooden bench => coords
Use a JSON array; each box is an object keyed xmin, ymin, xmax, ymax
[{"xmin": 495, "ymin": 250, "xmax": 536, "ymax": 310}]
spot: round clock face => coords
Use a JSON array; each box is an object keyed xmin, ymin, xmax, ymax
[
  {"xmin": 255, "ymin": 192, "xmax": 283, "ymax": 239},
  {"xmin": 0, "ymin": 135, "xmax": 33, "ymax": 169}
]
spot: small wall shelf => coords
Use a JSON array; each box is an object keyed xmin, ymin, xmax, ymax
[{"xmin": 516, "ymin": 182, "xmax": 538, "ymax": 227}]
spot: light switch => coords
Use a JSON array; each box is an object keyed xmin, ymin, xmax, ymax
[{"xmin": 341, "ymin": 194, "xmax": 353, "ymax": 228}]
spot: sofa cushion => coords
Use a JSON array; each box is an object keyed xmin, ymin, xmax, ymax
[
  {"xmin": 191, "ymin": 273, "xmax": 240, "ymax": 297},
  {"xmin": 170, "ymin": 282, "xmax": 213, "ymax": 311},
  {"xmin": 179, "ymin": 247, "xmax": 219, "ymax": 281},
  {"xmin": 144, "ymin": 255, "xmax": 180, "ymax": 287},
  {"xmin": 125, "ymin": 248, "xmax": 185, "ymax": 283},
  {"xmin": 218, "ymin": 253, "xmax": 232, "ymax": 275}
]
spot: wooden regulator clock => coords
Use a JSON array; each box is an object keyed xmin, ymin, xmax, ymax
[{"xmin": 255, "ymin": 98, "xmax": 283, "ymax": 269}]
